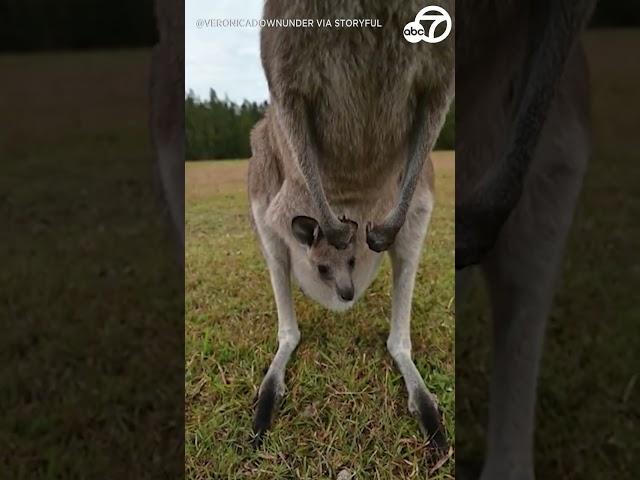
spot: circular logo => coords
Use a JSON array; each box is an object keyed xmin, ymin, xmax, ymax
[{"xmin": 403, "ymin": 6, "xmax": 452, "ymax": 44}]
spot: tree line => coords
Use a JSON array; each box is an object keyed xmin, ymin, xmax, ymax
[
  {"xmin": 186, "ymin": 90, "xmax": 455, "ymax": 160},
  {"xmin": 186, "ymin": 90, "xmax": 268, "ymax": 160}
]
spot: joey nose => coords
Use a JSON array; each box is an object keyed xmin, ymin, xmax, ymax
[{"xmin": 338, "ymin": 286, "xmax": 354, "ymax": 302}]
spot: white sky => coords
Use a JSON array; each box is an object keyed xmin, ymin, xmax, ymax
[{"xmin": 185, "ymin": 0, "xmax": 269, "ymax": 103}]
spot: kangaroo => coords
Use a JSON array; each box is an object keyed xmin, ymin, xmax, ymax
[
  {"xmin": 248, "ymin": 0, "xmax": 454, "ymax": 449},
  {"xmin": 456, "ymin": 1, "xmax": 596, "ymax": 479}
]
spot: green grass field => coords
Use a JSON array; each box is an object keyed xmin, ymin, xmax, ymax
[
  {"xmin": 186, "ymin": 153, "xmax": 455, "ymax": 479},
  {"xmin": 1, "ymin": 50, "xmax": 184, "ymax": 478}
]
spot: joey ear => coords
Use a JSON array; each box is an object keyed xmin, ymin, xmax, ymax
[{"xmin": 291, "ymin": 216, "xmax": 322, "ymax": 247}]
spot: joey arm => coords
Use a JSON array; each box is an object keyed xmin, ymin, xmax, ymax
[
  {"xmin": 367, "ymin": 90, "xmax": 451, "ymax": 252},
  {"xmin": 274, "ymin": 95, "xmax": 355, "ymax": 249}
]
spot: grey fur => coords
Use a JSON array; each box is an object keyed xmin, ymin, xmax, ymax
[
  {"xmin": 456, "ymin": 0, "xmax": 596, "ymax": 268},
  {"xmin": 457, "ymin": 1, "xmax": 593, "ymax": 478},
  {"xmin": 260, "ymin": 0, "xmax": 454, "ymax": 251},
  {"xmin": 249, "ymin": 0, "xmax": 453, "ymax": 448}
]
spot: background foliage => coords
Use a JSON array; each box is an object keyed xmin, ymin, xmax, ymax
[{"xmin": 186, "ymin": 90, "xmax": 268, "ymax": 160}]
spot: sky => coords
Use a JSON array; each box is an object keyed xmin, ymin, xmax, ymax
[{"xmin": 185, "ymin": 0, "xmax": 269, "ymax": 103}]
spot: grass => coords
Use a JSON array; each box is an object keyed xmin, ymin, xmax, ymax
[
  {"xmin": 185, "ymin": 152, "xmax": 455, "ymax": 479},
  {"xmin": 455, "ymin": 29, "xmax": 640, "ymax": 478},
  {"xmin": 0, "ymin": 50, "xmax": 183, "ymax": 478}
]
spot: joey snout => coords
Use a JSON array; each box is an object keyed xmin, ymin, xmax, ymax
[{"xmin": 336, "ymin": 281, "xmax": 354, "ymax": 302}]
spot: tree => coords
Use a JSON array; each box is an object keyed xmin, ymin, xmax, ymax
[{"xmin": 185, "ymin": 90, "xmax": 268, "ymax": 160}]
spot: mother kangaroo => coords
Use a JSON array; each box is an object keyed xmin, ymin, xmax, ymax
[{"xmin": 248, "ymin": 0, "xmax": 454, "ymax": 449}]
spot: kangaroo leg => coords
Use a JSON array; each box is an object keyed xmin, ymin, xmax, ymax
[
  {"xmin": 387, "ymin": 190, "xmax": 448, "ymax": 451},
  {"xmin": 479, "ymin": 120, "xmax": 587, "ymax": 479},
  {"xmin": 252, "ymin": 215, "xmax": 300, "ymax": 447},
  {"xmin": 273, "ymin": 96, "xmax": 356, "ymax": 249},
  {"xmin": 479, "ymin": 234, "xmax": 567, "ymax": 480},
  {"xmin": 367, "ymin": 89, "xmax": 452, "ymax": 252}
]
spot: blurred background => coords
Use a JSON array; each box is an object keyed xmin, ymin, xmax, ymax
[
  {"xmin": 1, "ymin": 1, "xmax": 184, "ymax": 478},
  {"xmin": 456, "ymin": 3, "xmax": 640, "ymax": 478}
]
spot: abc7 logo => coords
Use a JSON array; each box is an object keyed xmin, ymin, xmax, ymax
[{"xmin": 403, "ymin": 6, "xmax": 452, "ymax": 44}]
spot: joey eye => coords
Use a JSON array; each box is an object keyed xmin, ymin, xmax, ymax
[
  {"xmin": 348, "ymin": 257, "xmax": 355, "ymax": 269},
  {"xmin": 317, "ymin": 265, "xmax": 329, "ymax": 275}
]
